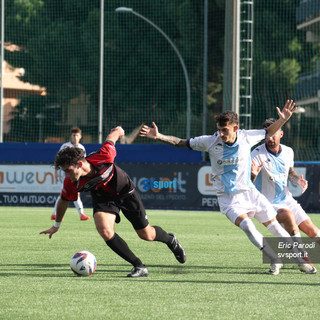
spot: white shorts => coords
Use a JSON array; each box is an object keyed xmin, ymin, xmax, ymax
[
  {"xmin": 272, "ymin": 195, "xmax": 309, "ymax": 226},
  {"xmin": 217, "ymin": 188, "xmax": 277, "ymax": 224}
]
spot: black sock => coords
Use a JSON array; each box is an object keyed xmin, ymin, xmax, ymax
[
  {"xmin": 106, "ymin": 233, "xmax": 143, "ymax": 267},
  {"xmin": 153, "ymin": 226, "xmax": 172, "ymax": 244}
]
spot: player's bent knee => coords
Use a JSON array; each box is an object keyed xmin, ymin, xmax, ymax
[
  {"xmin": 136, "ymin": 227, "xmax": 155, "ymax": 241},
  {"xmin": 137, "ymin": 231, "xmax": 154, "ymax": 241},
  {"xmin": 96, "ymin": 227, "xmax": 114, "ymax": 241},
  {"xmin": 276, "ymin": 209, "xmax": 294, "ymax": 224}
]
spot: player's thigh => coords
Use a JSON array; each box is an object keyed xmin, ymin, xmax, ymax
[
  {"xmin": 290, "ymin": 201, "xmax": 309, "ymax": 226},
  {"xmin": 93, "ymin": 211, "xmax": 117, "ymax": 239},
  {"xmin": 252, "ymin": 190, "xmax": 277, "ymax": 224},
  {"xmin": 218, "ymin": 191, "xmax": 255, "ymax": 224},
  {"xmin": 120, "ymin": 189, "xmax": 149, "ymax": 230}
]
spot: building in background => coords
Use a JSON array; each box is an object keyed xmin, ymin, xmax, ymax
[{"xmin": 2, "ymin": 44, "xmax": 46, "ymax": 134}]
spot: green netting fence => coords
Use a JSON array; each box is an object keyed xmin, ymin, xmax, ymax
[{"xmin": 0, "ymin": 0, "xmax": 319, "ymax": 161}]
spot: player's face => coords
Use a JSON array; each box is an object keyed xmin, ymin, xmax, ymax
[
  {"xmin": 266, "ymin": 130, "xmax": 283, "ymax": 149},
  {"xmin": 217, "ymin": 122, "xmax": 238, "ymax": 144},
  {"xmin": 61, "ymin": 164, "xmax": 81, "ymax": 181},
  {"xmin": 71, "ymin": 133, "xmax": 82, "ymax": 146}
]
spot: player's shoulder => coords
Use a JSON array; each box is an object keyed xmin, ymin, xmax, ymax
[
  {"xmin": 191, "ymin": 133, "xmax": 218, "ymax": 144},
  {"xmin": 280, "ymin": 144, "xmax": 294, "ymax": 157},
  {"xmin": 77, "ymin": 143, "xmax": 86, "ymax": 150},
  {"xmin": 239, "ymin": 128, "xmax": 265, "ymax": 137},
  {"xmin": 251, "ymin": 143, "xmax": 266, "ymax": 156},
  {"xmin": 280, "ymin": 144, "xmax": 293, "ymax": 152},
  {"xmin": 59, "ymin": 141, "xmax": 72, "ymax": 150}
]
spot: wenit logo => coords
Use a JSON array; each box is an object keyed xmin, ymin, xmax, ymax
[
  {"xmin": 197, "ymin": 166, "xmax": 217, "ymax": 195},
  {"xmin": 0, "ymin": 165, "xmax": 60, "ymax": 193}
]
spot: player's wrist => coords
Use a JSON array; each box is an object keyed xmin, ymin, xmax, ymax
[{"xmin": 53, "ymin": 221, "xmax": 61, "ymax": 228}]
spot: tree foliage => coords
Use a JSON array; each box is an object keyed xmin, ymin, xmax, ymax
[{"xmin": 5, "ymin": 0, "xmax": 208, "ymax": 141}]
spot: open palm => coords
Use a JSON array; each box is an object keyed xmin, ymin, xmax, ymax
[
  {"xmin": 140, "ymin": 122, "xmax": 159, "ymax": 140},
  {"xmin": 276, "ymin": 99, "xmax": 297, "ymax": 122}
]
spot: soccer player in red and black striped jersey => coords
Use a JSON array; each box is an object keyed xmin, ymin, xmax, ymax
[{"xmin": 40, "ymin": 126, "xmax": 186, "ymax": 277}]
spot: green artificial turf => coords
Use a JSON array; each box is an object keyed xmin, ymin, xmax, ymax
[{"xmin": 0, "ymin": 207, "xmax": 319, "ymax": 320}]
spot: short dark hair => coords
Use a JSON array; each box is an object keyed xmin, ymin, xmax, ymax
[
  {"xmin": 262, "ymin": 118, "xmax": 278, "ymax": 129},
  {"xmin": 54, "ymin": 147, "xmax": 85, "ymax": 170},
  {"xmin": 215, "ymin": 111, "xmax": 239, "ymax": 126},
  {"xmin": 71, "ymin": 127, "xmax": 82, "ymax": 135}
]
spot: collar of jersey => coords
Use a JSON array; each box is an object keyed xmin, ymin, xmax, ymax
[
  {"xmin": 224, "ymin": 136, "xmax": 238, "ymax": 146},
  {"xmin": 265, "ymin": 143, "xmax": 282, "ymax": 157}
]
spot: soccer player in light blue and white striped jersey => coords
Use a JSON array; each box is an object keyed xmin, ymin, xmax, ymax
[
  {"xmin": 140, "ymin": 100, "xmax": 315, "ymax": 275},
  {"xmin": 251, "ymin": 118, "xmax": 320, "ymax": 273}
]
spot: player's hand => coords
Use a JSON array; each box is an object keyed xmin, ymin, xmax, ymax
[
  {"xmin": 110, "ymin": 126, "xmax": 125, "ymax": 137},
  {"xmin": 251, "ymin": 161, "xmax": 263, "ymax": 177},
  {"xmin": 297, "ymin": 174, "xmax": 308, "ymax": 194},
  {"xmin": 139, "ymin": 122, "xmax": 159, "ymax": 140},
  {"xmin": 40, "ymin": 226, "xmax": 59, "ymax": 239},
  {"xmin": 276, "ymin": 99, "xmax": 297, "ymax": 122}
]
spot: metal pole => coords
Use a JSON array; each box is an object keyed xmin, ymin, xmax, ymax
[
  {"xmin": 116, "ymin": 7, "xmax": 191, "ymax": 138},
  {"xmin": 202, "ymin": 0, "xmax": 208, "ymax": 161},
  {"xmin": 233, "ymin": 0, "xmax": 240, "ymax": 115},
  {"xmin": 223, "ymin": 0, "xmax": 240, "ymax": 115},
  {"xmin": 98, "ymin": 0, "xmax": 104, "ymax": 143},
  {"xmin": 0, "ymin": 0, "xmax": 4, "ymax": 143}
]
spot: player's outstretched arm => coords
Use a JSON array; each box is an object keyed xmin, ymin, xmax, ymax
[
  {"xmin": 106, "ymin": 126, "xmax": 125, "ymax": 144},
  {"xmin": 267, "ymin": 100, "xmax": 297, "ymax": 137},
  {"xmin": 139, "ymin": 122, "xmax": 188, "ymax": 148},
  {"xmin": 40, "ymin": 198, "xmax": 69, "ymax": 239}
]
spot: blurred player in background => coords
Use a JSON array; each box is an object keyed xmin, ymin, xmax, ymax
[
  {"xmin": 51, "ymin": 127, "xmax": 90, "ymax": 221},
  {"xmin": 251, "ymin": 118, "xmax": 319, "ymax": 272},
  {"xmin": 41, "ymin": 126, "xmax": 186, "ymax": 278},
  {"xmin": 140, "ymin": 100, "xmax": 315, "ymax": 275}
]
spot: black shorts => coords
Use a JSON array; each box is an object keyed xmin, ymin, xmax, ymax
[{"xmin": 91, "ymin": 189, "xmax": 149, "ymax": 230}]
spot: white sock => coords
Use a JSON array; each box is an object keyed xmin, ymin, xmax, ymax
[
  {"xmin": 239, "ymin": 218, "xmax": 279, "ymax": 262},
  {"xmin": 267, "ymin": 221, "xmax": 291, "ymax": 237},
  {"xmin": 52, "ymin": 195, "xmax": 60, "ymax": 215},
  {"xmin": 239, "ymin": 218, "xmax": 263, "ymax": 248},
  {"xmin": 292, "ymin": 233, "xmax": 302, "ymax": 242},
  {"xmin": 73, "ymin": 197, "xmax": 84, "ymax": 216},
  {"xmin": 268, "ymin": 221, "xmax": 304, "ymax": 264}
]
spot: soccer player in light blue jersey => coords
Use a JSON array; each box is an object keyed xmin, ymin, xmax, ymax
[
  {"xmin": 140, "ymin": 100, "xmax": 315, "ymax": 275},
  {"xmin": 251, "ymin": 118, "xmax": 319, "ymax": 272}
]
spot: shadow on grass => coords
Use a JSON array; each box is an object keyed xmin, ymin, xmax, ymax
[{"xmin": 1, "ymin": 263, "xmax": 318, "ymax": 286}]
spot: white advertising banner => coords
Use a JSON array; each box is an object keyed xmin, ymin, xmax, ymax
[{"xmin": 0, "ymin": 165, "xmax": 62, "ymax": 193}]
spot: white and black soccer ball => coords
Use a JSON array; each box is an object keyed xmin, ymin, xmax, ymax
[{"xmin": 70, "ymin": 251, "xmax": 97, "ymax": 276}]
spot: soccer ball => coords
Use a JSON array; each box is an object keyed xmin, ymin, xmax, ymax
[{"xmin": 70, "ymin": 251, "xmax": 97, "ymax": 276}]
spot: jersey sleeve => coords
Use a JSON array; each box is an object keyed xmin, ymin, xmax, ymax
[
  {"xmin": 189, "ymin": 135, "xmax": 214, "ymax": 152},
  {"xmin": 61, "ymin": 178, "xmax": 78, "ymax": 201},
  {"xmin": 244, "ymin": 129, "xmax": 267, "ymax": 147},
  {"xmin": 99, "ymin": 141, "xmax": 117, "ymax": 161},
  {"xmin": 59, "ymin": 142, "xmax": 69, "ymax": 152},
  {"xmin": 288, "ymin": 146, "xmax": 294, "ymax": 168}
]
